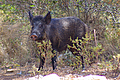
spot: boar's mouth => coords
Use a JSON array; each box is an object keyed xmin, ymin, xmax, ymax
[
  {"xmin": 30, "ymin": 35, "xmax": 45, "ymax": 42},
  {"xmin": 30, "ymin": 32, "xmax": 47, "ymax": 42},
  {"xmin": 35, "ymin": 37, "xmax": 46, "ymax": 42}
]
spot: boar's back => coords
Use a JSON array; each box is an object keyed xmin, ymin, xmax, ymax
[{"xmin": 46, "ymin": 17, "xmax": 86, "ymax": 52}]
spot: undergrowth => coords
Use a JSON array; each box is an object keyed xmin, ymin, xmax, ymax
[{"xmin": 0, "ymin": 0, "xmax": 119, "ymax": 75}]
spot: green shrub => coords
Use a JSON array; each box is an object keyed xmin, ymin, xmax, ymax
[{"xmin": 68, "ymin": 32, "xmax": 105, "ymax": 69}]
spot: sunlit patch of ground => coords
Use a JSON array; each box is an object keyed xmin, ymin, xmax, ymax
[{"xmin": 0, "ymin": 62, "xmax": 119, "ymax": 80}]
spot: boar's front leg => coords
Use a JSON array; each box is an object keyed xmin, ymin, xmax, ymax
[
  {"xmin": 51, "ymin": 50, "xmax": 57, "ymax": 70},
  {"xmin": 38, "ymin": 53, "xmax": 45, "ymax": 71},
  {"xmin": 51, "ymin": 56, "xmax": 57, "ymax": 70}
]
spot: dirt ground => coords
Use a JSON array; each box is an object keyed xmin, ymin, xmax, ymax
[{"xmin": 0, "ymin": 62, "xmax": 119, "ymax": 80}]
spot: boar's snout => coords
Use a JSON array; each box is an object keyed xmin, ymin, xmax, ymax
[{"xmin": 30, "ymin": 33, "xmax": 38, "ymax": 41}]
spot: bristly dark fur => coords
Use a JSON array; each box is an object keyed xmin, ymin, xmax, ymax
[{"xmin": 29, "ymin": 11, "xmax": 88, "ymax": 71}]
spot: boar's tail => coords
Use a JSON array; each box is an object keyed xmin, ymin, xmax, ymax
[{"xmin": 84, "ymin": 24, "xmax": 90, "ymax": 36}]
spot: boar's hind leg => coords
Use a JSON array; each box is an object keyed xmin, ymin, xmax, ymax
[
  {"xmin": 81, "ymin": 55, "xmax": 85, "ymax": 70},
  {"xmin": 70, "ymin": 48, "xmax": 85, "ymax": 70},
  {"xmin": 38, "ymin": 53, "xmax": 45, "ymax": 71},
  {"xmin": 77, "ymin": 55, "xmax": 85, "ymax": 70},
  {"xmin": 74, "ymin": 55, "xmax": 85, "ymax": 70}
]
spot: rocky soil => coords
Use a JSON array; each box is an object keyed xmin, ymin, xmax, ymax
[{"xmin": 0, "ymin": 63, "xmax": 119, "ymax": 80}]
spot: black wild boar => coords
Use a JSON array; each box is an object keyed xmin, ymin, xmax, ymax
[{"xmin": 28, "ymin": 11, "xmax": 88, "ymax": 71}]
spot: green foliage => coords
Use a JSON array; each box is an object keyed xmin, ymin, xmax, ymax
[
  {"xmin": 0, "ymin": 4, "xmax": 19, "ymax": 23},
  {"xmin": 105, "ymin": 28, "xmax": 120, "ymax": 55},
  {"xmin": 68, "ymin": 31, "xmax": 119, "ymax": 70},
  {"xmin": 0, "ymin": 0, "xmax": 119, "ymax": 73},
  {"xmin": 68, "ymin": 32, "xmax": 105, "ymax": 69},
  {"xmin": 36, "ymin": 40, "xmax": 56, "ymax": 65}
]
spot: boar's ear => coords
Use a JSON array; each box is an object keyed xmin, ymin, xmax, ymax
[
  {"xmin": 44, "ymin": 11, "xmax": 51, "ymax": 24},
  {"xmin": 28, "ymin": 11, "xmax": 33, "ymax": 23}
]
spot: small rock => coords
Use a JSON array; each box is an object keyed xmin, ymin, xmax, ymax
[
  {"xmin": 6, "ymin": 69, "xmax": 18, "ymax": 73},
  {"xmin": 25, "ymin": 74, "xmax": 108, "ymax": 80},
  {"xmin": 80, "ymin": 75, "xmax": 107, "ymax": 80},
  {"xmin": 42, "ymin": 73, "xmax": 60, "ymax": 80},
  {"xmin": 117, "ymin": 74, "xmax": 120, "ymax": 80},
  {"xmin": 25, "ymin": 75, "xmax": 43, "ymax": 80}
]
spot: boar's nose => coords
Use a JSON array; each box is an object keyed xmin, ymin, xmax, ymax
[{"xmin": 30, "ymin": 33, "xmax": 38, "ymax": 41}]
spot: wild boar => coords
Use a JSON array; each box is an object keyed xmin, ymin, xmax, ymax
[{"xmin": 28, "ymin": 11, "xmax": 88, "ymax": 71}]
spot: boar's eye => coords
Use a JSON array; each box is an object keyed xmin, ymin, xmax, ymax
[
  {"xmin": 39, "ymin": 24, "xmax": 43, "ymax": 28},
  {"xmin": 31, "ymin": 25, "xmax": 35, "ymax": 29},
  {"xmin": 32, "ymin": 26, "xmax": 34, "ymax": 29}
]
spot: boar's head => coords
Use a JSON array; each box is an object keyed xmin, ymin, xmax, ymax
[{"xmin": 28, "ymin": 11, "xmax": 51, "ymax": 42}]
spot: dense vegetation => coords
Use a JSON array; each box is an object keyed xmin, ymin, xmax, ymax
[{"xmin": 0, "ymin": 0, "xmax": 120, "ymax": 79}]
